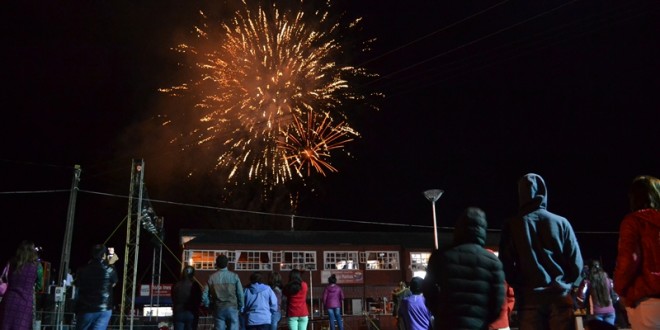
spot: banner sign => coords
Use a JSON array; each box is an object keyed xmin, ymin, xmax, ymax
[
  {"xmin": 140, "ymin": 284, "xmax": 173, "ymax": 297},
  {"xmin": 320, "ymin": 270, "xmax": 364, "ymax": 284}
]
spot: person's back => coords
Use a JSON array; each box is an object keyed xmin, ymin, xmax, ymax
[
  {"xmin": 0, "ymin": 240, "xmax": 42, "ymax": 330},
  {"xmin": 244, "ymin": 272, "xmax": 277, "ymax": 329},
  {"xmin": 204, "ymin": 255, "xmax": 244, "ymax": 330},
  {"xmin": 322, "ymin": 274, "xmax": 345, "ymax": 330},
  {"xmin": 392, "ymin": 281, "xmax": 411, "ymax": 330},
  {"xmin": 284, "ymin": 269, "xmax": 309, "ymax": 330},
  {"xmin": 173, "ymin": 266, "xmax": 202, "ymax": 330},
  {"xmin": 75, "ymin": 244, "xmax": 118, "ymax": 330},
  {"xmin": 498, "ymin": 173, "xmax": 583, "ymax": 330},
  {"xmin": 399, "ymin": 277, "xmax": 432, "ymax": 330},
  {"xmin": 577, "ymin": 261, "xmax": 615, "ymax": 326},
  {"xmin": 424, "ymin": 207, "xmax": 505, "ymax": 330},
  {"xmin": 614, "ymin": 175, "xmax": 660, "ymax": 330}
]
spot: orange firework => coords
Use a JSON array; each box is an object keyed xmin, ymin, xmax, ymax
[
  {"xmin": 278, "ymin": 111, "xmax": 356, "ymax": 177},
  {"xmin": 160, "ymin": 0, "xmax": 378, "ymax": 186}
]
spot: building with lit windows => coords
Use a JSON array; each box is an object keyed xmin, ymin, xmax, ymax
[{"xmin": 180, "ymin": 229, "xmax": 501, "ymax": 328}]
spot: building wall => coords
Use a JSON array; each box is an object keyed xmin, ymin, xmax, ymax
[{"xmin": 183, "ymin": 241, "xmax": 432, "ymax": 316}]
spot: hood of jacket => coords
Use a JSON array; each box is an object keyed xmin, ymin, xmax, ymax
[
  {"xmin": 248, "ymin": 282, "xmax": 270, "ymax": 294},
  {"xmin": 325, "ymin": 284, "xmax": 341, "ymax": 294},
  {"xmin": 453, "ymin": 207, "xmax": 487, "ymax": 246},
  {"xmin": 518, "ymin": 173, "xmax": 548, "ymax": 213},
  {"xmin": 633, "ymin": 208, "xmax": 660, "ymax": 227}
]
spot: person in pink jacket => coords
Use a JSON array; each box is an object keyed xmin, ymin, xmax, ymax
[
  {"xmin": 614, "ymin": 175, "xmax": 660, "ymax": 330},
  {"xmin": 322, "ymin": 274, "xmax": 344, "ymax": 330}
]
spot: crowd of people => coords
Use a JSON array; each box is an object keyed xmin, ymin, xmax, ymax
[{"xmin": 0, "ymin": 173, "xmax": 658, "ymax": 330}]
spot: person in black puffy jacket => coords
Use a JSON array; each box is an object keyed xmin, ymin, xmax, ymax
[{"xmin": 423, "ymin": 207, "xmax": 505, "ymax": 330}]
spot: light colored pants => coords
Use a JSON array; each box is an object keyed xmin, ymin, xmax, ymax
[
  {"xmin": 287, "ymin": 316, "xmax": 309, "ymax": 330},
  {"xmin": 626, "ymin": 298, "xmax": 660, "ymax": 330}
]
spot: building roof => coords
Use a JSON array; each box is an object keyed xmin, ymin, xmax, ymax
[{"xmin": 180, "ymin": 229, "xmax": 502, "ymax": 250}]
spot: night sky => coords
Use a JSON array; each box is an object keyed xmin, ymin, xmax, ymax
[{"xmin": 1, "ymin": 0, "xmax": 659, "ymax": 279}]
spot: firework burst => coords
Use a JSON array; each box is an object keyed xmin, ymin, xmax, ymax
[{"xmin": 161, "ymin": 0, "xmax": 378, "ymax": 186}]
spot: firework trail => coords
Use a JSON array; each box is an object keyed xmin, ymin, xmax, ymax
[{"xmin": 160, "ymin": 0, "xmax": 379, "ymax": 187}]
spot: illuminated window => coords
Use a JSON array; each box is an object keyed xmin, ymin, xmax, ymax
[
  {"xmin": 361, "ymin": 251, "xmax": 399, "ymax": 270},
  {"xmin": 235, "ymin": 250, "xmax": 272, "ymax": 271},
  {"xmin": 410, "ymin": 252, "xmax": 431, "ymax": 278},
  {"xmin": 183, "ymin": 250, "xmax": 234, "ymax": 271},
  {"xmin": 324, "ymin": 251, "xmax": 359, "ymax": 270},
  {"xmin": 280, "ymin": 251, "xmax": 316, "ymax": 271}
]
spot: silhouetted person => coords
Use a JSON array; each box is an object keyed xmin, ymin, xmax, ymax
[
  {"xmin": 0, "ymin": 240, "xmax": 43, "ymax": 329},
  {"xmin": 577, "ymin": 260, "xmax": 616, "ymax": 326},
  {"xmin": 424, "ymin": 207, "xmax": 505, "ymax": 330},
  {"xmin": 399, "ymin": 277, "xmax": 432, "ymax": 330},
  {"xmin": 74, "ymin": 244, "xmax": 118, "ymax": 330},
  {"xmin": 173, "ymin": 265, "xmax": 202, "ymax": 330}
]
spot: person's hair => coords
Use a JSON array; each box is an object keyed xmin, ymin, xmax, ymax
[
  {"xmin": 250, "ymin": 272, "xmax": 263, "ymax": 284},
  {"xmin": 588, "ymin": 260, "xmax": 611, "ymax": 307},
  {"xmin": 216, "ymin": 254, "xmax": 229, "ymax": 269},
  {"xmin": 409, "ymin": 277, "xmax": 424, "ymax": 295},
  {"xmin": 269, "ymin": 272, "xmax": 282, "ymax": 289},
  {"xmin": 285, "ymin": 269, "xmax": 303, "ymax": 295},
  {"xmin": 628, "ymin": 175, "xmax": 660, "ymax": 211},
  {"xmin": 328, "ymin": 274, "xmax": 337, "ymax": 284},
  {"xmin": 91, "ymin": 244, "xmax": 107, "ymax": 260},
  {"xmin": 11, "ymin": 240, "xmax": 38, "ymax": 271},
  {"xmin": 181, "ymin": 265, "xmax": 195, "ymax": 280}
]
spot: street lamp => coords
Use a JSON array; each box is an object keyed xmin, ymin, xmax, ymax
[{"xmin": 423, "ymin": 189, "xmax": 444, "ymax": 249}]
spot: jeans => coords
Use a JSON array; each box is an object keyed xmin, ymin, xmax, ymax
[
  {"xmin": 327, "ymin": 308, "xmax": 344, "ymax": 330},
  {"xmin": 214, "ymin": 307, "xmax": 240, "ymax": 330},
  {"xmin": 287, "ymin": 316, "xmax": 309, "ymax": 330},
  {"xmin": 76, "ymin": 310, "xmax": 112, "ymax": 330},
  {"xmin": 270, "ymin": 311, "xmax": 282, "ymax": 330},
  {"xmin": 592, "ymin": 312, "xmax": 616, "ymax": 326},
  {"xmin": 517, "ymin": 295, "xmax": 575, "ymax": 330},
  {"xmin": 174, "ymin": 310, "xmax": 196, "ymax": 330}
]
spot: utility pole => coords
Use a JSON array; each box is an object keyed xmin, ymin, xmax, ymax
[{"xmin": 56, "ymin": 165, "xmax": 81, "ymax": 329}]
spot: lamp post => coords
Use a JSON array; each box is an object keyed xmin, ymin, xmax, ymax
[{"xmin": 423, "ymin": 189, "xmax": 444, "ymax": 249}]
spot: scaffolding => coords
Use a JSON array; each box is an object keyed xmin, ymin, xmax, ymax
[
  {"xmin": 120, "ymin": 159, "xmax": 145, "ymax": 329},
  {"xmin": 119, "ymin": 159, "xmax": 165, "ymax": 329}
]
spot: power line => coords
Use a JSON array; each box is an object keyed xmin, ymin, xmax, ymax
[{"xmin": 0, "ymin": 186, "xmax": 622, "ymax": 234}]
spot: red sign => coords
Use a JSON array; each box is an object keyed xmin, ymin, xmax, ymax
[{"xmin": 140, "ymin": 284, "xmax": 173, "ymax": 297}]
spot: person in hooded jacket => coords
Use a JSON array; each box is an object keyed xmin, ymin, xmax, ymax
[
  {"xmin": 243, "ymin": 272, "xmax": 278, "ymax": 330},
  {"xmin": 423, "ymin": 207, "xmax": 505, "ymax": 330},
  {"xmin": 322, "ymin": 274, "xmax": 344, "ymax": 330},
  {"xmin": 614, "ymin": 175, "xmax": 660, "ymax": 330},
  {"xmin": 498, "ymin": 173, "xmax": 584, "ymax": 330}
]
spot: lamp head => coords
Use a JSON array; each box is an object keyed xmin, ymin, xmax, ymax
[{"xmin": 423, "ymin": 189, "xmax": 444, "ymax": 202}]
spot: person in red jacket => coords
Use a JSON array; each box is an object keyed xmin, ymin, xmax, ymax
[
  {"xmin": 284, "ymin": 269, "xmax": 309, "ymax": 330},
  {"xmin": 614, "ymin": 175, "xmax": 660, "ymax": 330},
  {"xmin": 486, "ymin": 249, "xmax": 515, "ymax": 330}
]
